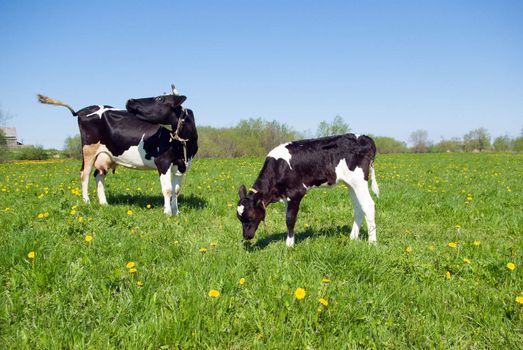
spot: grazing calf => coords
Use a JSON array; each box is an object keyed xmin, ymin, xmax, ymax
[
  {"xmin": 236, "ymin": 133, "xmax": 379, "ymax": 246},
  {"xmin": 37, "ymin": 89, "xmax": 198, "ymax": 215}
]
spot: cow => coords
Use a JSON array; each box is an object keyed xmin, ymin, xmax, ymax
[
  {"xmin": 236, "ymin": 133, "xmax": 379, "ymax": 246},
  {"xmin": 37, "ymin": 88, "xmax": 198, "ymax": 215}
]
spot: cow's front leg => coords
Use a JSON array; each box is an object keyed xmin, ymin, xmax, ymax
[
  {"xmin": 159, "ymin": 166, "xmax": 173, "ymax": 215},
  {"xmin": 285, "ymin": 197, "xmax": 302, "ymax": 247},
  {"xmin": 170, "ymin": 169, "xmax": 183, "ymax": 215}
]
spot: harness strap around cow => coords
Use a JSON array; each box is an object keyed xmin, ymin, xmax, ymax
[{"xmin": 169, "ymin": 114, "xmax": 189, "ymax": 165}]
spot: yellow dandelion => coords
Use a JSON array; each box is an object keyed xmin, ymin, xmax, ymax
[
  {"xmin": 84, "ymin": 235, "xmax": 93, "ymax": 242},
  {"xmin": 448, "ymin": 242, "xmax": 458, "ymax": 248},
  {"xmin": 506, "ymin": 262, "xmax": 516, "ymax": 271},
  {"xmin": 304, "ymin": 223, "xmax": 310, "ymax": 229},
  {"xmin": 319, "ymin": 298, "xmax": 328, "ymax": 306},
  {"xmin": 199, "ymin": 247, "xmax": 207, "ymax": 253},
  {"xmin": 37, "ymin": 213, "xmax": 44, "ymax": 219},
  {"xmin": 239, "ymin": 278, "xmax": 246, "ymax": 285},
  {"xmin": 43, "ymin": 212, "xmax": 49, "ymax": 218},
  {"xmin": 70, "ymin": 209, "xmax": 76, "ymax": 216},
  {"xmin": 27, "ymin": 251, "xmax": 36, "ymax": 259},
  {"xmin": 137, "ymin": 280, "xmax": 143, "ymax": 287},
  {"xmin": 146, "ymin": 204, "xmax": 151, "ymax": 209},
  {"xmin": 227, "ymin": 203, "xmax": 233, "ymax": 208},
  {"xmin": 208, "ymin": 289, "xmax": 220, "ymax": 298},
  {"xmin": 473, "ymin": 240, "xmax": 481, "ymax": 246},
  {"xmin": 405, "ymin": 246, "xmax": 413, "ymax": 253},
  {"xmin": 128, "ymin": 268, "xmax": 137, "ymax": 273},
  {"xmin": 126, "ymin": 261, "xmax": 136, "ymax": 269},
  {"xmin": 322, "ymin": 278, "xmax": 331, "ymax": 284},
  {"xmin": 127, "ymin": 209, "xmax": 133, "ymax": 216},
  {"xmin": 294, "ymin": 288, "xmax": 306, "ymax": 300},
  {"xmin": 516, "ymin": 295, "xmax": 523, "ymax": 304},
  {"xmin": 446, "ymin": 271, "xmax": 452, "ymax": 280},
  {"xmin": 455, "ymin": 224, "xmax": 461, "ymax": 229},
  {"xmin": 77, "ymin": 216, "xmax": 83, "ymax": 222},
  {"xmin": 463, "ymin": 258, "xmax": 471, "ymax": 264},
  {"xmin": 210, "ymin": 242, "xmax": 217, "ymax": 249}
]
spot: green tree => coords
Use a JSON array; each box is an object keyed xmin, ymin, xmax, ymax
[
  {"xmin": 432, "ymin": 138, "xmax": 463, "ymax": 153},
  {"xmin": 463, "ymin": 128, "xmax": 491, "ymax": 151},
  {"xmin": 63, "ymin": 134, "xmax": 82, "ymax": 159},
  {"xmin": 371, "ymin": 136, "xmax": 408, "ymax": 154},
  {"xmin": 316, "ymin": 115, "xmax": 350, "ymax": 137},
  {"xmin": 513, "ymin": 136, "xmax": 523, "ymax": 152},
  {"xmin": 493, "ymin": 135, "xmax": 512, "ymax": 152}
]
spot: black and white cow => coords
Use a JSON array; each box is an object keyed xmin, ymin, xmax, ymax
[
  {"xmin": 236, "ymin": 133, "xmax": 379, "ymax": 246},
  {"xmin": 37, "ymin": 90, "xmax": 198, "ymax": 215}
]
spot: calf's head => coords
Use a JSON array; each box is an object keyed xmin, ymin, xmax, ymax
[
  {"xmin": 237, "ymin": 185, "xmax": 266, "ymax": 240},
  {"xmin": 126, "ymin": 94, "xmax": 187, "ymax": 125}
]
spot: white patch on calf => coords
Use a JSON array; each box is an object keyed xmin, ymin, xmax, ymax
[
  {"xmin": 286, "ymin": 235, "xmax": 295, "ymax": 247},
  {"xmin": 267, "ymin": 143, "xmax": 293, "ymax": 169},
  {"xmin": 237, "ymin": 205, "xmax": 245, "ymax": 216},
  {"xmin": 86, "ymin": 105, "xmax": 121, "ymax": 119}
]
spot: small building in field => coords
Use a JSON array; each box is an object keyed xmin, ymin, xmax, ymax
[{"xmin": 0, "ymin": 127, "xmax": 23, "ymax": 148}]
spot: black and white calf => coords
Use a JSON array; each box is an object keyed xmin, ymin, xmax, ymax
[
  {"xmin": 237, "ymin": 133, "xmax": 379, "ymax": 246},
  {"xmin": 38, "ymin": 89, "xmax": 198, "ymax": 215}
]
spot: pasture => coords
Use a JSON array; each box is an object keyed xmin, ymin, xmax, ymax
[{"xmin": 0, "ymin": 153, "xmax": 522, "ymax": 349}]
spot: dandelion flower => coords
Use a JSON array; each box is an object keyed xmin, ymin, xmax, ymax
[
  {"xmin": 27, "ymin": 251, "xmax": 36, "ymax": 259},
  {"xmin": 227, "ymin": 203, "xmax": 233, "ymax": 208},
  {"xmin": 445, "ymin": 271, "xmax": 452, "ymax": 280},
  {"xmin": 473, "ymin": 240, "xmax": 481, "ymax": 246},
  {"xmin": 137, "ymin": 280, "xmax": 143, "ymax": 287},
  {"xmin": 37, "ymin": 213, "xmax": 44, "ymax": 219},
  {"xmin": 455, "ymin": 224, "xmax": 461, "ymax": 229},
  {"xmin": 304, "ymin": 223, "xmax": 310, "ymax": 229},
  {"xmin": 322, "ymin": 278, "xmax": 331, "ymax": 284},
  {"xmin": 208, "ymin": 289, "xmax": 220, "ymax": 298},
  {"xmin": 84, "ymin": 235, "xmax": 93, "ymax": 242},
  {"xmin": 128, "ymin": 268, "xmax": 137, "ymax": 273},
  {"xmin": 70, "ymin": 209, "xmax": 76, "ymax": 216},
  {"xmin": 239, "ymin": 278, "xmax": 246, "ymax": 285},
  {"xmin": 126, "ymin": 261, "xmax": 136, "ymax": 269},
  {"xmin": 405, "ymin": 246, "xmax": 413, "ymax": 253},
  {"xmin": 507, "ymin": 262, "xmax": 516, "ymax": 271},
  {"xmin": 516, "ymin": 295, "xmax": 523, "ymax": 304},
  {"xmin": 210, "ymin": 242, "xmax": 217, "ymax": 249},
  {"xmin": 294, "ymin": 288, "xmax": 306, "ymax": 300},
  {"xmin": 448, "ymin": 242, "xmax": 458, "ymax": 248},
  {"xmin": 127, "ymin": 209, "xmax": 133, "ymax": 216},
  {"xmin": 199, "ymin": 248, "xmax": 207, "ymax": 253},
  {"xmin": 319, "ymin": 298, "xmax": 328, "ymax": 306},
  {"xmin": 463, "ymin": 258, "xmax": 471, "ymax": 264}
]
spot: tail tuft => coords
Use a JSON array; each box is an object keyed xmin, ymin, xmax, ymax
[{"xmin": 37, "ymin": 94, "xmax": 77, "ymax": 116}]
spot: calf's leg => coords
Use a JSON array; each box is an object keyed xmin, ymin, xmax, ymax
[
  {"xmin": 170, "ymin": 167, "xmax": 184, "ymax": 215},
  {"xmin": 285, "ymin": 198, "xmax": 302, "ymax": 247},
  {"xmin": 351, "ymin": 184, "xmax": 377, "ymax": 243},
  {"xmin": 80, "ymin": 146, "xmax": 98, "ymax": 204},
  {"xmin": 348, "ymin": 187, "xmax": 364, "ymax": 240}
]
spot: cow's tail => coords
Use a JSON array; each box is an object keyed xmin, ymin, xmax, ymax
[
  {"xmin": 37, "ymin": 94, "xmax": 77, "ymax": 116},
  {"xmin": 370, "ymin": 160, "xmax": 379, "ymax": 198}
]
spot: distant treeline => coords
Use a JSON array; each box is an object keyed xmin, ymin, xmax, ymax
[{"xmin": 2, "ymin": 116, "xmax": 522, "ymax": 162}]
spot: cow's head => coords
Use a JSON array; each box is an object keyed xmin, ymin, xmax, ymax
[
  {"xmin": 126, "ymin": 93, "xmax": 187, "ymax": 125},
  {"xmin": 237, "ymin": 185, "xmax": 266, "ymax": 240}
]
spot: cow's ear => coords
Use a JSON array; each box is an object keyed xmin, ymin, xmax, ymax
[
  {"xmin": 238, "ymin": 185, "xmax": 247, "ymax": 199},
  {"xmin": 169, "ymin": 95, "xmax": 187, "ymax": 107}
]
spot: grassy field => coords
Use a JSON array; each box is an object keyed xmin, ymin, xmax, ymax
[{"xmin": 0, "ymin": 153, "xmax": 522, "ymax": 349}]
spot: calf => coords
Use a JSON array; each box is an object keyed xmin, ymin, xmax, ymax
[
  {"xmin": 236, "ymin": 133, "xmax": 379, "ymax": 246},
  {"xmin": 37, "ymin": 89, "xmax": 198, "ymax": 215}
]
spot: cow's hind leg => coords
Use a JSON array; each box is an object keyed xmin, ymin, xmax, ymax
[
  {"xmin": 93, "ymin": 153, "xmax": 113, "ymax": 205},
  {"xmin": 348, "ymin": 187, "xmax": 364, "ymax": 240},
  {"xmin": 80, "ymin": 146, "xmax": 98, "ymax": 204}
]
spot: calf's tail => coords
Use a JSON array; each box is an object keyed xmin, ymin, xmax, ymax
[
  {"xmin": 37, "ymin": 94, "xmax": 77, "ymax": 116},
  {"xmin": 370, "ymin": 161, "xmax": 379, "ymax": 197}
]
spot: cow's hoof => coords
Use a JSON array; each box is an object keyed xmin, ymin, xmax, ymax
[{"xmin": 285, "ymin": 236, "xmax": 295, "ymax": 247}]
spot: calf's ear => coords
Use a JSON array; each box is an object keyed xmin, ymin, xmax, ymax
[{"xmin": 238, "ymin": 185, "xmax": 247, "ymax": 199}]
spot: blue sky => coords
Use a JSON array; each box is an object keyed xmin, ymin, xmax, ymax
[{"xmin": 1, "ymin": 0, "xmax": 522, "ymax": 149}]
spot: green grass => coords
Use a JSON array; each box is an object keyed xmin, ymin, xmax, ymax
[{"xmin": 0, "ymin": 153, "xmax": 522, "ymax": 349}]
